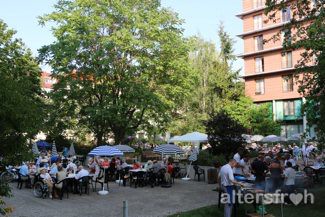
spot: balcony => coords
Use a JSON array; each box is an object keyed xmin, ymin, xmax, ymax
[
  {"xmin": 238, "ymin": 46, "xmax": 283, "ymax": 58},
  {"xmin": 236, "ymin": 6, "xmax": 266, "ymax": 19},
  {"xmin": 237, "ymin": 21, "xmax": 290, "ymax": 38},
  {"xmin": 241, "ymin": 67, "xmax": 295, "ymax": 79}
]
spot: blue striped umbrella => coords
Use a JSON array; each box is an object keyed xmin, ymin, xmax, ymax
[
  {"xmin": 153, "ymin": 144, "xmax": 184, "ymax": 155},
  {"xmin": 88, "ymin": 145, "xmax": 124, "ymax": 156},
  {"xmin": 51, "ymin": 143, "xmax": 58, "ymax": 156},
  {"xmin": 113, "ymin": 144, "xmax": 135, "ymax": 153}
]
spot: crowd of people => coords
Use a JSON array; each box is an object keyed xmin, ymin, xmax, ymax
[
  {"xmin": 14, "ymin": 149, "xmax": 181, "ymax": 199},
  {"xmin": 218, "ymin": 144, "xmax": 324, "ymax": 217}
]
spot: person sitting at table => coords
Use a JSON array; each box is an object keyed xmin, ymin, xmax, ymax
[
  {"xmin": 28, "ymin": 162, "xmax": 37, "ymax": 186},
  {"xmin": 67, "ymin": 159, "xmax": 77, "ymax": 173},
  {"xmin": 19, "ymin": 162, "xmax": 29, "ymax": 177},
  {"xmin": 144, "ymin": 160, "xmax": 153, "ymax": 170},
  {"xmin": 49, "ymin": 162, "xmax": 58, "ymax": 179},
  {"xmin": 132, "ymin": 160, "xmax": 141, "ymax": 169},
  {"xmin": 19, "ymin": 162, "xmax": 30, "ymax": 186},
  {"xmin": 75, "ymin": 166, "xmax": 89, "ymax": 180},
  {"xmin": 40, "ymin": 167, "xmax": 53, "ymax": 199},
  {"xmin": 313, "ymin": 157, "xmax": 324, "ymax": 167},
  {"xmin": 152, "ymin": 160, "xmax": 161, "ymax": 172},
  {"xmin": 52, "ymin": 165, "xmax": 67, "ymax": 198},
  {"xmin": 101, "ymin": 158, "xmax": 110, "ymax": 168}
]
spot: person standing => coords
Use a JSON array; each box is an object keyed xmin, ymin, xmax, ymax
[
  {"xmin": 269, "ymin": 154, "xmax": 283, "ymax": 193},
  {"xmin": 218, "ymin": 159, "xmax": 244, "ymax": 217},
  {"xmin": 251, "ymin": 154, "xmax": 269, "ymax": 190},
  {"xmin": 233, "ymin": 148, "xmax": 244, "ymax": 176}
]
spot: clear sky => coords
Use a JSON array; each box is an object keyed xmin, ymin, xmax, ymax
[{"xmin": 0, "ymin": 0, "xmax": 243, "ymax": 71}]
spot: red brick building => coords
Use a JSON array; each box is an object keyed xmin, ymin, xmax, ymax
[{"xmin": 237, "ymin": 0, "xmax": 316, "ymax": 138}]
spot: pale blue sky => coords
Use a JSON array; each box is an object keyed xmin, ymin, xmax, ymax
[{"xmin": 0, "ymin": 0, "xmax": 243, "ymax": 71}]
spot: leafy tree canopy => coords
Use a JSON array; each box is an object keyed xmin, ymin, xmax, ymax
[
  {"xmin": 38, "ymin": 0, "xmax": 191, "ymax": 144},
  {"xmin": 0, "ymin": 20, "xmax": 44, "ymax": 164}
]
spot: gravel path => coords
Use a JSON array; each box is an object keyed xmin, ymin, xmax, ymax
[{"xmin": 5, "ymin": 179, "xmax": 217, "ymax": 217}]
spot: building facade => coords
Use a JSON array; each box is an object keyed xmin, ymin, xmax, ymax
[
  {"xmin": 237, "ymin": 0, "xmax": 316, "ymax": 138},
  {"xmin": 40, "ymin": 71, "xmax": 56, "ymax": 92}
]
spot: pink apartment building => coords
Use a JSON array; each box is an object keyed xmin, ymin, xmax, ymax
[
  {"xmin": 237, "ymin": 0, "xmax": 316, "ymax": 138},
  {"xmin": 40, "ymin": 71, "xmax": 57, "ymax": 92}
]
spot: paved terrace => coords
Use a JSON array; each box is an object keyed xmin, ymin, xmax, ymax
[{"xmin": 5, "ymin": 179, "xmax": 216, "ymax": 217}]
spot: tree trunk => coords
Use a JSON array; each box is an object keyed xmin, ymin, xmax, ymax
[
  {"xmin": 96, "ymin": 131, "xmax": 104, "ymax": 146},
  {"xmin": 112, "ymin": 128, "xmax": 126, "ymax": 145}
]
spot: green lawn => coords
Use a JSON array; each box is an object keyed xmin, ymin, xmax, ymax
[{"xmin": 170, "ymin": 186, "xmax": 325, "ymax": 217}]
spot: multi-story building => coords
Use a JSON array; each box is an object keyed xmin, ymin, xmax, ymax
[
  {"xmin": 237, "ymin": 0, "xmax": 316, "ymax": 138},
  {"xmin": 40, "ymin": 71, "xmax": 56, "ymax": 92}
]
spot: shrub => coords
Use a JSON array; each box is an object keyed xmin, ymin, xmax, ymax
[{"xmin": 197, "ymin": 149, "xmax": 226, "ymax": 166}]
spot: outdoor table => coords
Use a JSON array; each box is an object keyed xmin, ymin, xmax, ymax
[
  {"xmin": 129, "ymin": 168, "xmax": 147, "ymax": 173},
  {"xmin": 310, "ymin": 165, "xmax": 325, "ymax": 170}
]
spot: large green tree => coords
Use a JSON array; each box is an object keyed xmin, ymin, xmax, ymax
[
  {"xmin": 168, "ymin": 26, "xmax": 243, "ymax": 135},
  {"xmin": 265, "ymin": 0, "xmax": 325, "ymax": 142},
  {"xmin": 0, "ymin": 20, "xmax": 44, "ymax": 164},
  {"xmin": 39, "ymin": 0, "xmax": 190, "ymax": 145},
  {"xmin": 225, "ymin": 97, "xmax": 281, "ymax": 136}
]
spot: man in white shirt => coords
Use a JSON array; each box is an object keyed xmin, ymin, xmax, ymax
[
  {"xmin": 67, "ymin": 160, "xmax": 77, "ymax": 173},
  {"xmin": 75, "ymin": 166, "xmax": 89, "ymax": 180},
  {"xmin": 284, "ymin": 154, "xmax": 296, "ymax": 168},
  {"xmin": 233, "ymin": 148, "xmax": 244, "ymax": 175},
  {"xmin": 218, "ymin": 159, "xmax": 244, "ymax": 217}
]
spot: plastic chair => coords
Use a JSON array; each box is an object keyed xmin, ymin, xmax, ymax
[
  {"xmin": 17, "ymin": 173, "xmax": 30, "ymax": 189},
  {"xmin": 53, "ymin": 179, "xmax": 69, "ymax": 200},
  {"xmin": 193, "ymin": 165, "xmax": 205, "ymax": 182}
]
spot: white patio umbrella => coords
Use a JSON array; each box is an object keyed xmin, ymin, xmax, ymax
[
  {"xmin": 88, "ymin": 145, "xmax": 123, "ymax": 195},
  {"xmin": 174, "ymin": 132, "xmax": 208, "ymax": 143},
  {"xmin": 68, "ymin": 143, "xmax": 76, "ymax": 156},
  {"xmin": 32, "ymin": 143, "xmax": 40, "ymax": 155},
  {"xmin": 168, "ymin": 136, "xmax": 182, "ymax": 143},
  {"xmin": 261, "ymin": 135, "xmax": 287, "ymax": 143},
  {"xmin": 287, "ymin": 133, "xmax": 302, "ymax": 141},
  {"xmin": 251, "ymin": 135, "xmax": 264, "ymax": 142},
  {"xmin": 113, "ymin": 144, "xmax": 135, "ymax": 153}
]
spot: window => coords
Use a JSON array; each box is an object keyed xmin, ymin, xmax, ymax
[
  {"xmin": 282, "ymin": 75, "xmax": 294, "ymax": 92},
  {"xmin": 283, "ymin": 101, "xmax": 295, "ymax": 116},
  {"xmin": 281, "ymin": 51, "xmax": 292, "ymax": 68},
  {"xmin": 254, "ymin": 35, "xmax": 264, "ymax": 51},
  {"xmin": 254, "ymin": 15, "xmax": 263, "ymax": 30},
  {"xmin": 253, "ymin": 0, "xmax": 264, "ymax": 8},
  {"xmin": 282, "ymin": 7, "xmax": 291, "ymax": 22},
  {"xmin": 255, "ymin": 79, "xmax": 265, "ymax": 95},
  {"xmin": 255, "ymin": 57, "xmax": 264, "ymax": 73}
]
